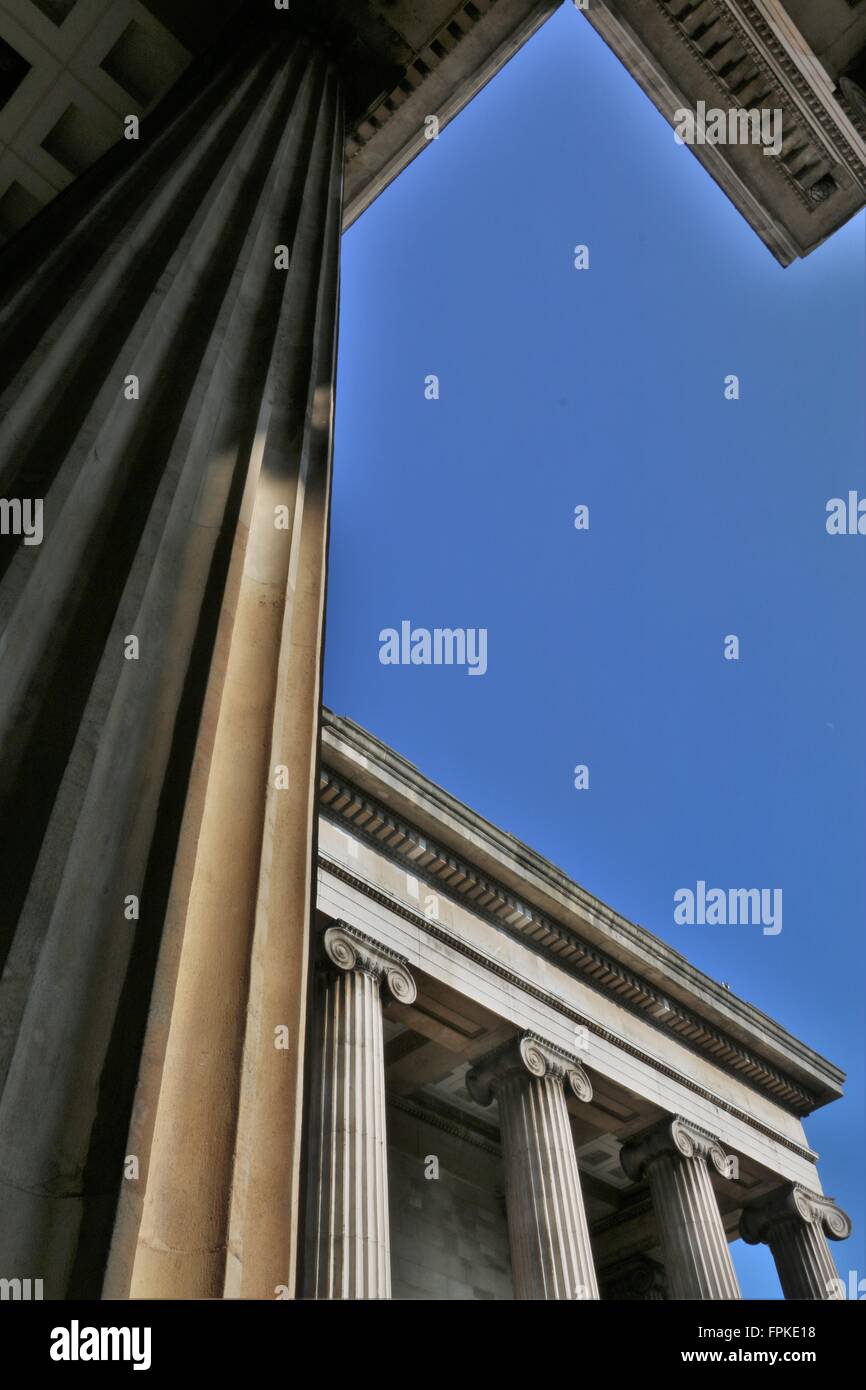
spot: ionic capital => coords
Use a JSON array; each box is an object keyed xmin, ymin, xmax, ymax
[
  {"xmin": 466, "ymin": 1032, "xmax": 592, "ymax": 1107},
  {"xmin": 621, "ymin": 1116, "xmax": 733, "ymax": 1183},
  {"xmin": 740, "ymin": 1184, "xmax": 852, "ymax": 1246},
  {"xmin": 320, "ymin": 921, "xmax": 417, "ymax": 1005}
]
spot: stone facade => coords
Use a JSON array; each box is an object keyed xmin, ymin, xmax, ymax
[
  {"xmin": 388, "ymin": 1107, "xmax": 513, "ymax": 1301},
  {"xmin": 310, "ymin": 710, "xmax": 852, "ymax": 1300}
]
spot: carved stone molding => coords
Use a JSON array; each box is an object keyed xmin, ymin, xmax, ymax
[
  {"xmin": 319, "ymin": 852, "xmax": 821, "ymax": 1158},
  {"xmin": 728, "ymin": 0, "xmax": 866, "ymax": 185},
  {"xmin": 654, "ymin": 0, "xmax": 866, "ymax": 208},
  {"xmin": 321, "ymin": 920, "xmax": 417, "ymax": 1005},
  {"xmin": 741, "ymin": 1184, "xmax": 852, "ymax": 1245},
  {"xmin": 621, "ymin": 1115, "xmax": 734, "ymax": 1183},
  {"xmin": 387, "ymin": 1093, "xmax": 502, "ymax": 1158},
  {"xmin": 318, "ymin": 792, "xmax": 821, "ymax": 1119},
  {"xmin": 467, "ymin": 1032, "xmax": 593, "ymax": 1108},
  {"xmin": 740, "ymin": 1183, "xmax": 852, "ymax": 1301}
]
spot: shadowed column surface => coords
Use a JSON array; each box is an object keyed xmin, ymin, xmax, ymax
[{"xmin": 0, "ymin": 15, "xmax": 343, "ymax": 1300}]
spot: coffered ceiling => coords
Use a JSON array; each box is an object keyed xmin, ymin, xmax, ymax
[
  {"xmin": 0, "ymin": 0, "xmax": 557, "ymax": 243},
  {"xmin": 0, "ymin": 0, "xmax": 192, "ymax": 243}
]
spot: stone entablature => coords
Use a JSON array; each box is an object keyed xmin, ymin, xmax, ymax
[
  {"xmin": 319, "ymin": 713, "xmax": 842, "ymax": 1116},
  {"xmin": 582, "ymin": 0, "xmax": 866, "ymax": 262},
  {"xmin": 316, "ymin": 844, "xmax": 819, "ymax": 1187}
]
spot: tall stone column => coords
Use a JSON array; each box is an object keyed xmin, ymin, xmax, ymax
[
  {"xmin": 467, "ymin": 1033, "xmax": 599, "ymax": 1300},
  {"xmin": 620, "ymin": 1117, "xmax": 741, "ymax": 1300},
  {"xmin": 304, "ymin": 922, "xmax": 416, "ymax": 1300},
  {"xmin": 740, "ymin": 1185, "xmax": 852, "ymax": 1300},
  {"xmin": 0, "ymin": 15, "xmax": 343, "ymax": 1300}
]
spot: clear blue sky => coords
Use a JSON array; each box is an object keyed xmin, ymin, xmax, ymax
[{"xmin": 324, "ymin": 2, "xmax": 866, "ymax": 1299}]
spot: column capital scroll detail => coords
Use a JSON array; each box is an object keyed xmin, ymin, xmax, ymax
[
  {"xmin": 621, "ymin": 1116, "xmax": 733, "ymax": 1183},
  {"xmin": 321, "ymin": 921, "xmax": 417, "ymax": 1005},
  {"xmin": 740, "ymin": 1184, "xmax": 852, "ymax": 1246},
  {"xmin": 466, "ymin": 1032, "xmax": 592, "ymax": 1107}
]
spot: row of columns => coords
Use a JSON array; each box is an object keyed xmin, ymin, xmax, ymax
[
  {"xmin": 306, "ymin": 921, "xmax": 851, "ymax": 1301},
  {"xmin": 621, "ymin": 1119, "xmax": 850, "ymax": 1302}
]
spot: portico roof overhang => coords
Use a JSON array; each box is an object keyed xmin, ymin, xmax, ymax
[
  {"xmin": 319, "ymin": 708, "xmax": 845, "ymax": 1116},
  {"xmin": 2, "ymin": 0, "xmax": 864, "ymax": 259}
]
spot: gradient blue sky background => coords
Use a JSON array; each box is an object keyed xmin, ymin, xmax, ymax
[{"xmin": 324, "ymin": 2, "xmax": 866, "ymax": 1298}]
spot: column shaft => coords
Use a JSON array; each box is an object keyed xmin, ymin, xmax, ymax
[
  {"xmin": 499, "ymin": 1070, "xmax": 599, "ymax": 1300},
  {"xmin": 0, "ymin": 17, "xmax": 343, "ymax": 1300},
  {"xmin": 468, "ymin": 1033, "xmax": 599, "ymax": 1300},
  {"xmin": 646, "ymin": 1152, "xmax": 740, "ymax": 1300},
  {"xmin": 304, "ymin": 923, "xmax": 416, "ymax": 1299},
  {"xmin": 621, "ymin": 1117, "xmax": 740, "ymax": 1301},
  {"xmin": 307, "ymin": 970, "xmax": 391, "ymax": 1298},
  {"xmin": 768, "ymin": 1220, "xmax": 842, "ymax": 1301}
]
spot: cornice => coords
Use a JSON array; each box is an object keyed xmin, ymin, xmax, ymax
[
  {"xmin": 319, "ymin": 763, "xmax": 822, "ymax": 1116},
  {"xmin": 347, "ymin": 0, "xmax": 497, "ymax": 157},
  {"xmin": 343, "ymin": 0, "xmax": 558, "ymax": 227},
  {"xmin": 652, "ymin": 0, "xmax": 863, "ymax": 211},
  {"xmin": 729, "ymin": 0, "xmax": 866, "ymax": 182},
  {"xmin": 317, "ymin": 850, "xmax": 819, "ymax": 1165},
  {"xmin": 320, "ymin": 712, "xmax": 844, "ymax": 1110}
]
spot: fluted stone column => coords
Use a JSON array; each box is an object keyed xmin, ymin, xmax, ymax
[
  {"xmin": 0, "ymin": 14, "xmax": 343, "ymax": 1300},
  {"xmin": 467, "ymin": 1033, "xmax": 599, "ymax": 1300},
  {"xmin": 304, "ymin": 922, "xmax": 416, "ymax": 1299},
  {"xmin": 741, "ymin": 1184, "xmax": 852, "ymax": 1300},
  {"xmin": 621, "ymin": 1117, "xmax": 741, "ymax": 1301}
]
